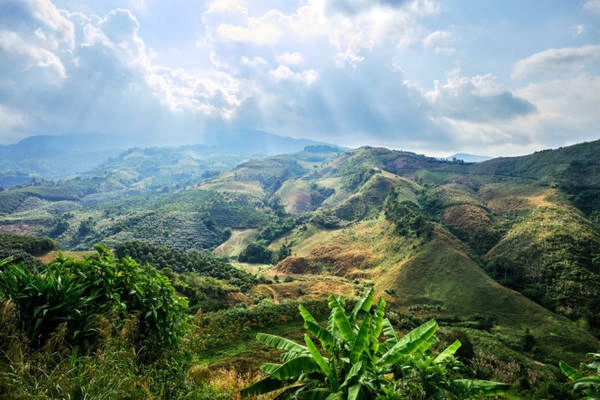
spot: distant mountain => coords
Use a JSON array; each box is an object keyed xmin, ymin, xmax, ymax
[
  {"xmin": 447, "ymin": 153, "xmax": 491, "ymax": 163},
  {"xmin": 201, "ymin": 129, "xmax": 335, "ymax": 155},
  {"xmin": 0, "ymin": 133, "xmax": 142, "ymax": 185},
  {"xmin": 0, "ymin": 130, "xmax": 338, "ymax": 187}
]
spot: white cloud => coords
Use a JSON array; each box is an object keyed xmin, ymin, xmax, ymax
[
  {"xmin": 214, "ymin": 9, "xmax": 285, "ymax": 45},
  {"xmin": 269, "ymin": 65, "xmax": 319, "ymax": 85},
  {"xmin": 517, "ymin": 74, "xmax": 600, "ymax": 136},
  {"xmin": 203, "ymin": 0, "xmax": 437, "ymax": 67},
  {"xmin": 0, "ymin": 106, "xmax": 30, "ymax": 135},
  {"xmin": 584, "ymin": 0, "xmax": 600, "ymax": 15},
  {"xmin": 27, "ymin": 0, "xmax": 75, "ymax": 49},
  {"xmin": 423, "ymin": 30, "xmax": 455, "ymax": 56},
  {"xmin": 0, "ymin": 31, "xmax": 67, "ymax": 80},
  {"xmin": 241, "ymin": 56, "xmax": 268, "ymax": 67},
  {"xmin": 0, "ymin": 2, "xmax": 251, "ymax": 143},
  {"xmin": 572, "ymin": 24, "xmax": 585, "ymax": 37},
  {"xmin": 276, "ymin": 51, "xmax": 304, "ymax": 65},
  {"xmin": 426, "ymin": 70, "xmax": 536, "ymax": 122},
  {"xmin": 512, "ymin": 45, "xmax": 600, "ymax": 79},
  {"xmin": 423, "ymin": 30, "xmax": 450, "ymax": 48}
]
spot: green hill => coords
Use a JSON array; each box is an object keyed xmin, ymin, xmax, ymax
[{"xmin": 2, "ymin": 139, "xmax": 600, "ymax": 398}]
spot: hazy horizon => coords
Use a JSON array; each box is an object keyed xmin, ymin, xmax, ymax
[{"xmin": 1, "ymin": 0, "xmax": 600, "ymax": 157}]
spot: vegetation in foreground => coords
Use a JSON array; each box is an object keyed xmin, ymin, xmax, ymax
[
  {"xmin": 242, "ymin": 288, "xmax": 507, "ymax": 399},
  {"xmin": 0, "ymin": 248, "xmax": 587, "ymax": 399}
]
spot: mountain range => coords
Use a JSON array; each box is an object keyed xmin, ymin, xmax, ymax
[
  {"xmin": 1, "ymin": 134, "xmax": 600, "ymax": 376},
  {"xmin": 0, "ymin": 130, "xmax": 331, "ymax": 187}
]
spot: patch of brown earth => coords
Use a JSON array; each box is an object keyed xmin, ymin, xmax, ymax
[
  {"xmin": 250, "ymin": 281, "xmax": 354, "ymax": 303},
  {"xmin": 0, "ymin": 224, "xmax": 37, "ymax": 236},
  {"xmin": 274, "ymin": 245, "xmax": 374, "ymax": 279},
  {"xmin": 275, "ymin": 256, "xmax": 320, "ymax": 274}
]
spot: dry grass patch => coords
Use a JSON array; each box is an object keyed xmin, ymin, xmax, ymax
[
  {"xmin": 214, "ymin": 229, "xmax": 258, "ymax": 258},
  {"xmin": 37, "ymin": 250, "xmax": 95, "ymax": 264}
]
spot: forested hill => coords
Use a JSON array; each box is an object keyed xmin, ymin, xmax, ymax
[
  {"xmin": 0, "ymin": 130, "xmax": 333, "ymax": 188},
  {"xmin": 1, "ymin": 138, "xmax": 600, "ymax": 397}
]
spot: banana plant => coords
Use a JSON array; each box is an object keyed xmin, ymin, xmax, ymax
[
  {"xmin": 241, "ymin": 288, "xmax": 507, "ymax": 399},
  {"xmin": 560, "ymin": 353, "xmax": 600, "ymax": 399}
]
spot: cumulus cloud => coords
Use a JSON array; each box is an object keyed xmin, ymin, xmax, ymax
[
  {"xmin": 269, "ymin": 65, "xmax": 318, "ymax": 85},
  {"xmin": 584, "ymin": 0, "xmax": 600, "ymax": 15},
  {"xmin": 241, "ymin": 56, "xmax": 268, "ymax": 67},
  {"xmin": 423, "ymin": 30, "xmax": 454, "ymax": 55},
  {"xmin": 2, "ymin": 0, "xmax": 598, "ymax": 158},
  {"xmin": 512, "ymin": 45, "xmax": 600, "ymax": 79},
  {"xmin": 427, "ymin": 70, "xmax": 536, "ymax": 122},
  {"xmin": 0, "ymin": 1, "xmax": 248, "ymax": 144},
  {"xmin": 277, "ymin": 52, "xmax": 304, "ymax": 65},
  {"xmin": 202, "ymin": 0, "xmax": 438, "ymax": 67},
  {"xmin": 516, "ymin": 74, "xmax": 600, "ymax": 142},
  {"xmin": 321, "ymin": 0, "xmax": 437, "ymax": 17}
]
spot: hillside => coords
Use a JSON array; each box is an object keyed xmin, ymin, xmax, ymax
[
  {"xmin": 0, "ymin": 131, "xmax": 334, "ymax": 188},
  {"xmin": 1, "ymin": 138, "xmax": 600, "ymax": 398}
]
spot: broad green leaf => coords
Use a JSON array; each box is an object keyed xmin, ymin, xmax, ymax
[
  {"xmin": 348, "ymin": 383, "xmax": 361, "ymax": 400},
  {"xmin": 305, "ymin": 334, "xmax": 337, "ymax": 391},
  {"xmin": 370, "ymin": 298, "xmax": 386, "ymax": 354},
  {"xmin": 341, "ymin": 361, "xmax": 363, "ymax": 389},
  {"xmin": 257, "ymin": 332, "xmax": 308, "ymax": 353},
  {"xmin": 434, "ymin": 340, "xmax": 461, "ymax": 364},
  {"xmin": 268, "ymin": 356, "xmax": 319, "ymax": 380},
  {"xmin": 324, "ymin": 392, "xmax": 344, "ymax": 400},
  {"xmin": 297, "ymin": 389, "xmax": 333, "ymax": 400},
  {"xmin": 560, "ymin": 360, "xmax": 583, "ymax": 382},
  {"xmin": 351, "ymin": 287, "xmax": 374, "ymax": 319},
  {"xmin": 328, "ymin": 295, "xmax": 356, "ymax": 347},
  {"xmin": 381, "ymin": 318, "xmax": 398, "ymax": 347},
  {"xmin": 305, "ymin": 320, "xmax": 335, "ymax": 349},
  {"xmin": 261, "ymin": 363, "xmax": 283, "ymax": 374},
  {"xmin": 574, "ymin": 375, "xmax": 600, "ymax": 391},
  {"xmin": 240, "ymin": 376, "xmax": 286, "ymax": 397},
  {"xmin": 378, "ymin": 320, "xmax": 438, "ymax": 367},
  {"xmin": 454, "ymin": 379, "xmax": 510, "ymax": 395},
  {"xmin": 350, "ymin": 314, "xmax": 371, "ymax": 364},
  {"xmin": 299, "ymin": 304, "xmax": 318, "ymax": 325},
  {"xmin": 300, "ymin": 304, "xmax": 335, "ymax": 347}
]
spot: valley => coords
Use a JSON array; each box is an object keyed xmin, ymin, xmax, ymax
[{"xmin": 1, "ymin": 137, "xmax": 600, "ymax": 398}]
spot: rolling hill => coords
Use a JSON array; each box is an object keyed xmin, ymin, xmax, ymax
[{"xmin": 1, "ymin": 138, "xmax": 600, "ymax": 376}]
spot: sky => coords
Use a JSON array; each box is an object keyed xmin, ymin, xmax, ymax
[{"xmin": 1, "ymin": 0, "xmax": 600, "ymax": 157}]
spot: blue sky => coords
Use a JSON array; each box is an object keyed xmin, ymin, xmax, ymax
[{"xmin": 1, "ymin": 0, "xmax": 600, "ymax": 156}]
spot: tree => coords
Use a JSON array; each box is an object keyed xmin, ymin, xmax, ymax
[
  {"xmin": 238, "ymin": 242, "xmax": 273, "ymax": 264},
  {"xmin": 241, "ymin": 288, "xmax": 507, "ymax": 399}
]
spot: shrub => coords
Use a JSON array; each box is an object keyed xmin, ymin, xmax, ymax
[{"xmin": 0, "ymin": 245, "xmax": 189, "ymax": 353}]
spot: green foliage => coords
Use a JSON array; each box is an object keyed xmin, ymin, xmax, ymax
[
  {"xmin": 114, "ymin": 241, "xmax": 257, "ymax": 291},
  {"xmin": 0, "ymin": 233, "xmax": 52, "ymax": 272},
  {"xmin": 238, "ymin": 242, "xmax": 274, "ymax": 264},
  {"xmin": 385, "ymin": 189, "xmax": 433, "ymax": 239},
  {"xmin": 0, "ymin": 246, "xmax": 189, "ymax": 352},
  {"xmin": 0, "ymin": 232, "xmax": 54, "ymax": 256},
  {"xmin": 164, "ymin": 271, "xmax": 238, "ymax": 313},
  {"xmin": 241, "ymin": 288, "xmax": 507, "ymax": 399},
  {"xmin": 561, "ymin": 353, "xmax": 600, "ymax": 399},
  {"xmin": 486, "ymin": 206, "xmax": 600, "ymax": 329}
]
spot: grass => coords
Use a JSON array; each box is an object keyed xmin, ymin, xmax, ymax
[
  {"xmin": 376, "ymin": 232, "xmax": 599, "ymax": 365},
  {"xmin": 213, "ymin": 229, "xmax": 258, "ymax": 258}
]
